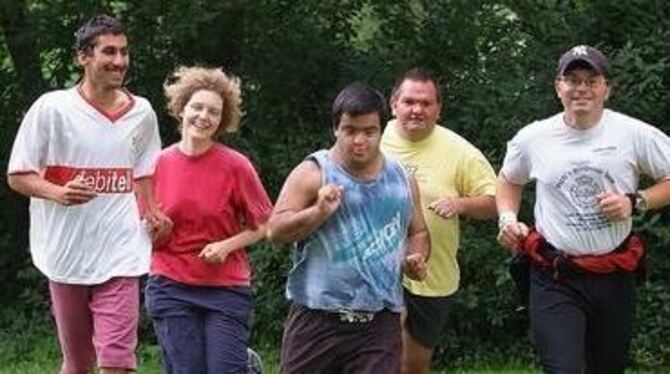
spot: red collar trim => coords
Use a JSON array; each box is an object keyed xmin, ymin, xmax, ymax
[{"xmin": 76, "ymin": 85, "xmax": 136, "ymax": 122}]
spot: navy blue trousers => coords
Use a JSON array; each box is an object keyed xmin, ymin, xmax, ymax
[{"xmin": 145, "ymin": 275, "xmax": 252, "ymax": 374}]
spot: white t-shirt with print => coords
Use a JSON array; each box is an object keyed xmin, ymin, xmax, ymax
[
  {"xmin": 501, "ymin": 109, "xmax": 670, "ymax": 255},
  {"xmin": 7, "ymin": 87, "xmax": 161, "ymax": 284}
]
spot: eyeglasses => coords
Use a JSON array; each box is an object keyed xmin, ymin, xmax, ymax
[{"xmin": 559, "ymin": 75, "xmax": 606, "ymax": 89}]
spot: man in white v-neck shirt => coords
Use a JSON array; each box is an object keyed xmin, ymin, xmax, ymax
[
  {"xmin": 6, "ymin": 14, "xmax": 168, "ymax": 374},
  {"xmin": 497, "ymin": 45, "xmax": 670, "ymax": 373}
]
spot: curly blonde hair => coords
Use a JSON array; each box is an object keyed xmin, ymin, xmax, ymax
[{"xmin": 164, "ymin": 66, "xmax": 242, "ymax": 136}]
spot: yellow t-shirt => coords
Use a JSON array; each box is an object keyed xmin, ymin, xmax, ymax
[{"xmin": 381, "ymin": 120, "xmax": 496, "ymax": 296}]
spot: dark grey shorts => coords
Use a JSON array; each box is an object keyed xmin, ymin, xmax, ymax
[
  {"xmin": 403, "ymin": 288, "xmax": 453, "ymax": 349},
  {"xmin": 280, "ymin": 303, "xmax": 401, "ymax": 374}
]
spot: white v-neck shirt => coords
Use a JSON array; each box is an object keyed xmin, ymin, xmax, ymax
[{"xmin": 8, "ymin": 87, "xmax": 161, "ymax": 284}]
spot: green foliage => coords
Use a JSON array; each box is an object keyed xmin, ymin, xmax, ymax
[
  {"xmin": 434, "ymin": 222, "xmax": 536, "ymax": 367},
  {"xmin": 248, "ymin": 242, "xmax": 291, "ymax": 347},
  {"xmin": 1, "ymin": 0, "xmax": 670, "ymax": 369},
  {"xmin": 432, "ymin": 213, "xmax": 670, "ymax": 371}
]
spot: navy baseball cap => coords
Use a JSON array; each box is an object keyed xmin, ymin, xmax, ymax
[{"xmin": 557, "ymin": 45, "xmax": 609, "ymax": 78}]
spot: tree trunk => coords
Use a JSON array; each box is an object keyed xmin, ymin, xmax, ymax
[
  {"xmin": 0, "ymin": 0, "xmax": 45, "ymax": 253},
  {"xmin": 0, "ymin": 0, "xmax": 47, "ymax": 107}
]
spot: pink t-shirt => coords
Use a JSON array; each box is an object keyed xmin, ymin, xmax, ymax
[{"xmin": 151, "ymin": 143, "xmax": 272, "ymax": 286}]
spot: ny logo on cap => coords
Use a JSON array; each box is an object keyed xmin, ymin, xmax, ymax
[{"xmin": 571, "ymin": 45, "xmax": 589, "ymax": 56}]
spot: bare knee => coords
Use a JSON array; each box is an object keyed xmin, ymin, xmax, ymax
[{"xmin": 401, "ymin": 329, "xmax": 433, "ymax": 374}]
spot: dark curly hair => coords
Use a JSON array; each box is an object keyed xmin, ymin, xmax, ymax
[{"xmin": 74, "ymin": 14, "xmax": 125, "ymax": 54}]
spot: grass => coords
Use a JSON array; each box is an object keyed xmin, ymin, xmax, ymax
[
  {"xmin": 0, "ymin": 333, "xmax": 532, "ymax": 374},
  {"xmin": 0, "ymin": 333, "xmax": 278, "ymax": 374},
  {"xmin": 0, "ymin": 333, "xmax": 663, "ymax": 373},
  {"xmin": 0, "ymin": 342, "xmax": 534, "ymax": 374}
]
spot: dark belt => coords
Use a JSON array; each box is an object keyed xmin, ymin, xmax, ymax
[
  {"xmin": 328, "ymin": 308, "xmax": 376, "ymax": 323},
  {"xmin": 536, "ymin": 243, "xmax": 586, "ymax": 279},
  {"xmin": 297, "ymin": 304, "xmax": 381, "ymax": 324}
]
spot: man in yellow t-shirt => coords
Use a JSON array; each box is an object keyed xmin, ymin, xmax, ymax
[{"xmin": 381, "ymin": 68, "xmax": 497, "ymax": 374}]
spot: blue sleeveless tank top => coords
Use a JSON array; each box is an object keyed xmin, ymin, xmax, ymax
[{"xmin": 286, "ymin": 150, "xmax": 413, "ymax": 312}]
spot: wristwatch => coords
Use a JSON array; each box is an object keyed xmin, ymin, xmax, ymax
[
  {"xmin": 635, "ymin": 191, "xmax": 648, "ymax": 213},
  {"xmin": 626, "ymin": 191, "xmax": 648, "ymax": 214}
]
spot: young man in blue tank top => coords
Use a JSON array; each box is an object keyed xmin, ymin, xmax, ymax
[{"xmin": 268, "ymin": 82, "xmax": 430, "ymax": 374}]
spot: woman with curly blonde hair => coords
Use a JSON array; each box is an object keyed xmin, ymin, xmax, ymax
[{"xmin": 144, "ymin": 66, "xmax": 272, "ymax": 373}]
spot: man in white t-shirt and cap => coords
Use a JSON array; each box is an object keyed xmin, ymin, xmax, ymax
[
  {"xmin": 497, "ymin": 44, "xmax": 670, "ymax": 373},
  {"xmin": 6, "ymin": 14, "xmax": 169, "ymax": 374}
]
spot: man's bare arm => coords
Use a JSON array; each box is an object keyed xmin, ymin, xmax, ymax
[
  {"xmin": 134, "ymin": 177, "xmax": 172, "ymax": 241},
  {"xmin": 8, "ymin": 172, "xmax": 96, "ymax": 205},
  {"xmin": 267, "ymin": 160, "xmax": 341, "ymax": 244},
  {"xmin": 641, "ymin": 179, "xmax": 670, "ymax": 210},
  {"xmin": 496, "ymin": 174, "xmax": 529, "ymax": 253},
  {"xmin": 458, "ymin": 195, "xmax": 497, "ymax": 219},
  {"xmin": 403, "ymin": 177, "xmax": 430, "ymax": 280},
  {"xmin": 428, "ymin": 195, "xmax": 496, "ymax": 220},
  {"xmin": 407, "ymin": 177, "xmax": 430, "ymax": 259}
]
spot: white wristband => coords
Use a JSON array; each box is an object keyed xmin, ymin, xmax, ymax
[{"xmin": 498, "ymin": 211, "xmax": 518, "ymax": 230}]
